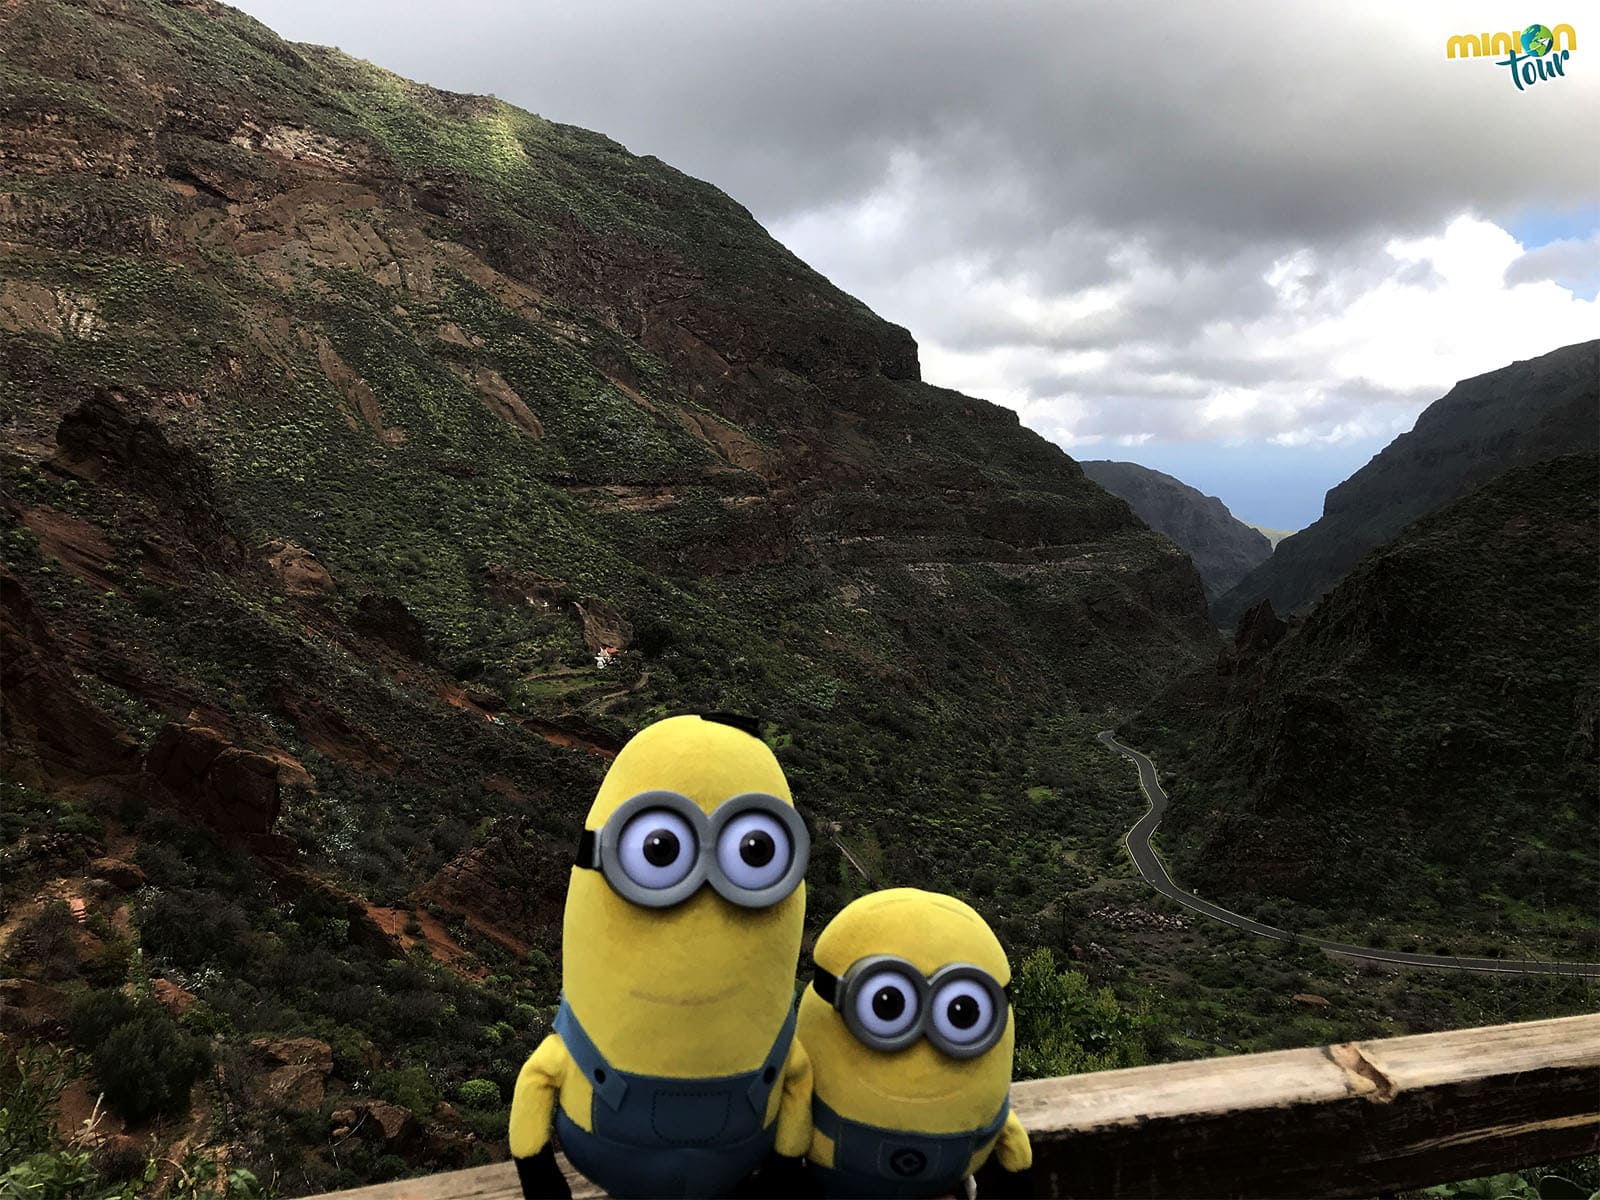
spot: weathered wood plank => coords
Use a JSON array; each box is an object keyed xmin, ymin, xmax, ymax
[
  {"xmin": 1022, "ymin": 1012, "xmax": 1600, "ymax": 1198},
  {"xmin": 306, "ymin": 1014, "xmax": 1600, "ymax": 1200}
]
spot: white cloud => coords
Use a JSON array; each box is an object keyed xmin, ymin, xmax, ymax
[{"xmin": 779, "ymin": 207, "xmax": 1598, "ymax": 448}]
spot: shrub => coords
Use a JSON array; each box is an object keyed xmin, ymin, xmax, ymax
[
  {"xmin": 372, "ymin": 1066, "xmax": 439, "ymax": 1119},
  {"xmin": 1, "ymin": 902, "xmax": 82, "ymax": 982},
  {"xmin": 1011, "ymin": 948, "xmax": 1144, "ymax": 1080},
  {"xmin": 137, "ymin": 889, "xmax": 252, "ymax": 970},
  {"xmin": 69, "ymin": 990, "xmax": 209, "ymax": 1123},
  {"xmin": 457, "ymin": 1078, "xmax": 500, "ymax": 1109},
  {"xmin": 0, "ymin": 1048, "xmax": 70, "ymax": 1163}
]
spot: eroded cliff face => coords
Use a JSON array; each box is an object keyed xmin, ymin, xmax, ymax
[
  {"xmin": 1079, "ymin": 459, "xmax": 1271, "ymax": 602},
  {"xmin": 1, "ymin": 0, "xmax": 1214, "ymax": 1186},
  {"xmin": 1213, "ymin": 339, "xmax": 1600, "ymax": 626}
]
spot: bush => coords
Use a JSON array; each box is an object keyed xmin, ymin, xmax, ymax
[
  {"xmin": 372, "ymin": 1066, "xmax": 439, "ymax": 1119},
  {"xmin": 457, "ymin": 1078, "xmax": 500, "ymax": 1108},
  {"xmin": 1, "ymin": 902, "xmax": 83, "ymax": 982},
  {"xmin": 0, "ymin": 1048, "xmax": 70, "ymax": 1163},
  {"xmin": 67, "ymin": 989, "xmax": 138, "ymax": 1049},
  {"xmin": 1011, "ymin": 948, "xmax": 1144, "ymax": 1080},
  {"xmin": 69, "ymin": 990, "xmax": 209, "ymax": 1123},
  {"xmin": 137, "ymin": 889, "xmax": 252, "ymax": 971}
]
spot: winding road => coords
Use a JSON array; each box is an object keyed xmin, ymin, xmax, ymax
[{"xmin": 1098, "ymin": 731, "xmax": 1600, "ymax": 979}]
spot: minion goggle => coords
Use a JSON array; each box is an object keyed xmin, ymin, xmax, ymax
[
  {"xmin": 811, "ymin": 955, "xmax": 1011, "ymax": 1059},
  {"xmin": 574, "ymin": 789, "xmax": 810, "ymax": 909}
]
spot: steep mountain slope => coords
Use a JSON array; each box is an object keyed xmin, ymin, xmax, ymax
[
  {"xmin": 1129, "ymin": 454, "xmax": 1600, "ymax": 959},
  {"xmin": 1079, "ymin": 460, "xmax": 1271, "ymax": 601},
  {"xmin": 1213, "ymin": 340, "xmax": 1600, "ymax": 627},
  {"xmin": 0, "ymin": 0, "xmax": 1213, "ymax": 1189}
]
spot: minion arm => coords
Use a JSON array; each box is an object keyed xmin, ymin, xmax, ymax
[
  {"xmin": 509, "ymin": 1033, "xmax": 570, "ymax": 1158},
  {"xmin": 772, "ymin": 1035, "xmax": 814, "ymax": 1157},
  {"xmin": 994, "ymin": 1107, "xmax": 1033, "ymax": 1172}
]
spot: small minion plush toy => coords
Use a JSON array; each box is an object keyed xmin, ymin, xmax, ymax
[
  {"xmin": 508, "ymin": 713, "xmax": 814, "ymax": 1199},
  {"xmin": 797, "ymin": 888, "xmax": 1032, "ymax": 1198}
]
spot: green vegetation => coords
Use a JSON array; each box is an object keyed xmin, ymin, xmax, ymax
[
  {"xmin": 1011, "ymin": 949, "xmax": 1148, "ymax": 1078},
  {"xmin": 0, "ymin": 1050, "xmax": 267, "ymax": 1199},
  {"xmin": 1130, "ymin": 455, "xmax": 1599, "ymax": 962},
  {"xmin": 1414, "ymin": 1159, "xmax": 1600, "ymax": 1200},
  {"xmin": 66, "ymin": 994, "xmax": 208, "ymax": 1124}
]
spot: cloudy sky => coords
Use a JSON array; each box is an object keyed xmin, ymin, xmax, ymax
[{"xmin": 234, "ymin": 0, "xmax": 1598, "ymax": 529}]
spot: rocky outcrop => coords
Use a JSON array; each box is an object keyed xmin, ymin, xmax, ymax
[
  {"xmin": 415, "ymin": 829, "xmax": 569, "ymax": 956},
  {"xmin": 1214, "ymin": 340, "xmax": 1600, "ymax": 625},
  {"xmin": 0, "ymin": 978, "xmax": 71, "ymax": 1036},
  {"xmin": 353, "ymin": 592, "xmax": 435, "ymax": 663},
  {"xmin": 87, "ymin": 857, "xmax": 146, "ymax": 891},
  {"xmin": 252, "ymin": 1037, "xmax": 334, "ymax": 1112},
  {"xmin": 144, "ymin": 723, "xmax": 282, "ymax": 836},
  {"xmin": 260, "ymin": 539, "xmax": 334, "ymax": 597},
  {"xmin": 1079, "ymin": 460, "xmax": 1271, "ymax": 602},
  {"xmin": 1217, "ymin": 598, "xmax": 1289, "ymax": 677},
  {"xmin": 47, "ymin": 388, "xmax": 239, "ymax": 567},
  {"xmin": 152, "ymin": 978, "xmax": 197, "ymax": 1019},
  {"xmin": 331, "ymin": 1101, "xmax": 417, "ymax": 1149},
  {"xmin": 574, "ymin": 595, "xmax": 633, "ymax": 652},
  {"xmin": 0, "ymin": 568, "xmax": 140, "ymax": 789}
]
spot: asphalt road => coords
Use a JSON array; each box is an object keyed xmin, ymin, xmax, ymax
[{"xmin": 1097, "ymin": 731, "xmax": 1600, "ymax": 979}]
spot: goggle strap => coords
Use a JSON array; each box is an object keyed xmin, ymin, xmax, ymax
[
  {"xmin": 811, "ymin": 967, "xmax": 840, "ymax": 1008},
  {"xmin": 575, "ymin": 829, "xmax": 599, "ymax": 870}
]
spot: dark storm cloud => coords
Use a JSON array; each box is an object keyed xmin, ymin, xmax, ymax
[{"xmin": 232, "ymin": 0, "xmax": 1598, "ymax": 252}]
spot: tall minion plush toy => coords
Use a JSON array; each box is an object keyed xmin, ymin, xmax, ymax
[
  {"xmin": 509, "ymin": 713, "xmax": 814, "ymax": 1199},
  {"xmin": 798, "ymin": 888, "xmax": 1032, "ymax": 1198}
]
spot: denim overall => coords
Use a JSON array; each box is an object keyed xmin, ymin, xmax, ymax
[
  {"xmin": 551, "ymin": 996, "xmax": 796, "ymax": 1199},
  {"xmin": 810, "ymin": 1095, "xmax": 1012, "ymax": 1198}
]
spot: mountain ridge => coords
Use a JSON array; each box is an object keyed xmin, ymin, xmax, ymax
[
  {"xmin": 1079, "ymin": 459, "xmax": 1271, "ymax": 602},
  {"xmin": 1129, "ymin": 452, "xmax": 1600, "ymax": 958},
  {"xmin": 1213, "ymin": 339, "xmax": 1600, "ymax": 626}
]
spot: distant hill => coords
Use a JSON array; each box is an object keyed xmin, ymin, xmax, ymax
[
  {"xmin": 1080, "ymin": 460, "xmax": 1271, "ymax": 601},
  {"xmin": 1213, "ymin": 340, "xmax": 1600, "ymax": 627},
  {"xmin": 1248, "ymin": 525, "xmax": 1296, "ymax": 548},
  {"xmin": 1129, "ymin": 453, "xmax": 1600, "ymax": 957}
]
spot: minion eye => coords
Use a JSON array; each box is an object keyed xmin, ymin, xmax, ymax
[
  {"xmin": 617, "ymin": 808, "xmax": 697, "ymax": 890},
  {"xmin": 715, "ymin": 811, "xmax": 792, "ymax": 891},
  {"xmin": 855, "ymin": 969, "xmax": 919, "ymax": 1040},
  {"xmin": 931, "ymin": 979, "xmax": 997, "ymax": 1046}
]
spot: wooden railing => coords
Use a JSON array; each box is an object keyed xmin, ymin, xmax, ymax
[{"xmin": 310, "ymin": 1013, "xmax": 1600, "ymax": 1199}]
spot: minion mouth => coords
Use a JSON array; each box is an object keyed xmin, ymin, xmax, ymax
[
  {"xmin": 857, "ymin": 1077, "xmax": 959, "ymax": 1104},
  {"xmin": 627, "ymin": 979, "xmax": 744, "ymax": 1007}
]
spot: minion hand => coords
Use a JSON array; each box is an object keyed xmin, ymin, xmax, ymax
[
  {"xmin": 742, "ymin": 1150, "xmax": 816, "ymax": 1199},
  {"xmin": 972, "ymin": 1109, "xmax": 1034, "ymax": 1198},
  {"xmin": 509, "ymin": 1034, "xmax": 571, "ymax": 1200},
  {"xmin": 513, "ymin": 1145, "xmax": 572, "ymax": 1200},
  {"xmin": 972, "ymin": 1158, "xmax": 1033, "ymax": 1199}
]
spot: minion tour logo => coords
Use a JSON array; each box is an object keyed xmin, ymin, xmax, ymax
[{"xmin": 1446, "ymin": 23, "xmax": 1577, "ymax": 90}]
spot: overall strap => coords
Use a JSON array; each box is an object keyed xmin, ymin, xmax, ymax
[
  {"xmin": 813, "ymin": 1093, "xmax": 1012, "ymax": 1161},
  {"xmin": 813, "ymin": 1094, "xmax": 1009, "ymax": 1144},
  {"xmin": 553, "ymin": 996, "xmax": 629, "ymax": 1112},
  {"xmin": 746, "ymin": 1000, "xmax": 798, "ymax": 1115}
]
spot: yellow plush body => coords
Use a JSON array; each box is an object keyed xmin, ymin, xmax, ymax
[
  {"xmin": 799, "ymin": 889, "xmax": 1031, "ymax": 1195},
  {"xmin": 508, "ymin": 715, "xmax": 812, "ymax": 1197}
]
